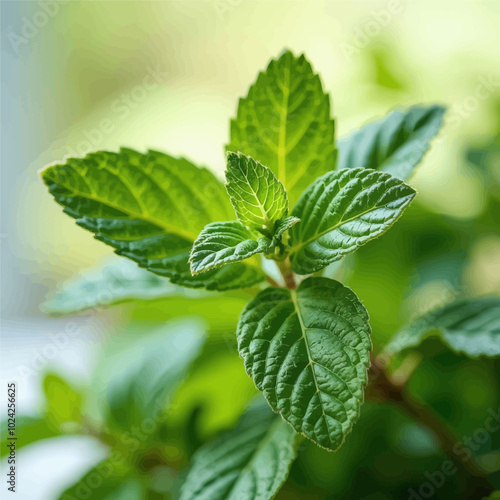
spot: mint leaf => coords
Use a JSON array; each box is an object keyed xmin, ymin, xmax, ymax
[
  {"xmin": 270, "ymin": 215, "xmax": 300, "ymax": 246},
  {"xmin": 41, "ymin": 149, "xmax": 265, "ymax": 291},
  {"xmin": 386, "ymin": 297, "xmax": 500, "ymax": 358},
  {"xmin": 226, "ymin": 151, "xmax": 288, "ymax": 234},
  {"xmin": 227, "ymin": 50, "xmax": 336, "ymax": 205},
  {"xmin": 179, "ymin": 402, "xmax": 298, "ymax": 500},
  {"xmin": 289, "ymin": 168, "xmax": 415, "ymax": 274},
  {"xmin": 338, "ymin": 105, "xmax": 445, "ymax": 180},
  {"xmin": 58, "ymin": 462, "xmax": 141, "ymax": 500},
  {"xmin": 190, "ymin": 221, "xmax": 270, "ymax": 275},
  {"xmin": 41, "ymin": 258, "xmax": 209, "ymax": 316},
  {"xmin": 237, "ymin": 277, "xmax": 371, "ymax": 451}
]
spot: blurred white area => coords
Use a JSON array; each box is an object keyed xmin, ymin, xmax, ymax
[{"xmin": 1, "ymin": 436, "xmax": 108, "ymax": 500}]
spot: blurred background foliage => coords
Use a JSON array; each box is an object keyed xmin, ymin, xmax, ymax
[{"xmin": 1, "ymin": 0, "xmax": 500, "ymax": 498}]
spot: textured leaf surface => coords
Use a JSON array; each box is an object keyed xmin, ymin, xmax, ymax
[
  {"xmin": 179, "ymin": 402, "xmax": 298, "ymax": 500},
  {"xmin": 226, "ymin": 152, "xmax": 288, "ymax": 232},
  {"xmin": 289, "ymin": 168, "xmax": 415, "ymax": 274},
  {"xmin": 338, "ymin": 105, "xmax": 445, "ymax": 180},
  {"xmin": 41, "ymin": 149, "xmax": 265, "ymax": 291},
  {"xmin": 387, "ymin": 297, "xmax": 500, "ymax": 358},
  {"xmin": 227, "ymin": 50, "xmax": 336, "ymax": 205},
  {"xmin": 41, "ymin": 258, "xmax": 208, "ymax": 315},
  {"xmin": 190, "ymin": 221, "xmax": 270, "ymax": 275},
  {"xmin": 237, "ymin": 277, "xmax": 371, "ymax": 450},
  {"xmin": 270, "ymin": 216, "xmax": 300, "ymax": 247}
]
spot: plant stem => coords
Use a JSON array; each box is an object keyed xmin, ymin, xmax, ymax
[
  {"xmin": 276, "ymin": 258, "xmax": 296, "ymax": 289},
  {"xmin": 368, "ymin": 355, "xmax": 491, "ymax": 484}
]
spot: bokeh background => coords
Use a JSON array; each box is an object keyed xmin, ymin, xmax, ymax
[{"xmin": 1, "ymin": 1, "xmax": 500, "ymax": 499}]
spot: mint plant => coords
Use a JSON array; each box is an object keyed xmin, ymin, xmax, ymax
[{"xmin": 39, "ymin": 50, "xmax": 500, "ymax": 499}]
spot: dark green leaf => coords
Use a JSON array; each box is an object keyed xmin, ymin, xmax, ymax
[
  {"xmin": 338, "ymin": 105, "xmax": 445, "ymax": 180},
  {"xmin": 386, "ymin": 297, "xmax": 500, "ymax": 358},
  {"xmin": 226, "ymin": 151, "xmax": 288, "ymax": 233},
  {"xmin": 290, "ymin": 168, "xmax": 415, "ymax": 274},
  {"xmin": 237, "ymin": 277, "xmax": 371, "ymax": 451},
  {"xmin": 190, "ymin": 221, "xmax": 270, "ymax": 275},
  {"xmin": 227, "ymin": 50, "xmax": 336, "ymax": 205},
  {"xmin": 179, "ymin": 402, "xmax": 298, "ymax": 500},
  {"xmin": 271, "ymin": 216, "xmax": 300, "ymax": 246},
  {"xmin": 41, "ymin": 149, "xmax": 265, "ymax": 291}
]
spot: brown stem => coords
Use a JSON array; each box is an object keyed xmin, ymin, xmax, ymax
[
  {"xmin": 367, "ymin": 355, "xmax": 491, "ymax": 484},
  {"xmin": 277, "ymin": 258, "xmax": 296, "ymax": 289}
]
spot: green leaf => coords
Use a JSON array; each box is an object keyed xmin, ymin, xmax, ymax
[
  {"xmin": 270, "ymin": 216, "xmax": 300, "ymax": 246},
  {"xmin": 227, "ymin": 50, "xmax": 336, "ymax": 206},
  {"xmin": 179, "ymin": 401, "xmax": 298, "ymax": 500},
  {"xmin": 386, "ymin": 297, "xmax": 500, "ymax": 358},
  {"xmin": 485, "ymin": 492, "xmax": 500, "ymax": 500},
  {"xmin": 226, "ymin": 151, "xmax": 288, "ymax": 233},
  {"xmin": 289, "ymin": 168, "xmax": 416, "ymax": 274},
  {"xmin": 41, "ymin": 149, "xmax": 266, "ymax": 291},
  {"xmin": 43, "ymin": 373, "xmax": 82, "ymax": 428},
  {"xmin": 41, "ymin": 258, "xmax": 209, "ymax": 316},
  {"xmin": 237, "ymin": 277, "xmax": 371, "ymax": 451},
  {"xmin": 338, "ymin": 105, "xmax": 445, "ymax": 180},
  {"xmin": 190, "ymin": 221, "xmax": 270, "ymax": 275},
  {"xmin": 1, "ymin": 415, "xmax": 60, "ymax": 457},
  {"xmin": 58, "ymin": 460, "xmax": 141, "ymax": 500},
  {"xmin": 96, "ymin": 319, "xmax": 205, "ymax": 432}
]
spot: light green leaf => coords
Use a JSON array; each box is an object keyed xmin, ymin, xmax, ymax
[
  {"xmin": 97, "ymin": 319, "xmax": 205, "ymax": 432},
  {"xmin": 227, "ymin": 50, "xmax": 336, "ymax": 206},
  {"xmin": 289, "ymin": 168, "xmax": 415, "ymax": 274},
  {"xmin": 226, "ymin": 151, "xmax": 288, "ymax": 233},
  {"xmin": 41, "ymin": 149, "xmax": 265, "ymax": 291},
  {"xmin": 190, "ymin": 221, "xmax": 270, "ymax": 275},
  {"xmin": 1, "ymin": 415, "xmax": 60, "ymax": 457},
  {"xmin": 237, "ymin": 277, "xmax": 371, "ymax": 451},
  {"xmin": 43, "ymin": 373, "xmax": 82, "ymax": 428},
  {"xmin": 179, "ymin": 401, "xmax": 298, "ymax": 500},
  {"xmin": 485, "ymin": 492, "xmax": 500, "ymax": 500},
  {"xmin": 386, "ymin": 297, "xmax": 500, "ymax": 358},
  {"xmin": 338, "ymin": 105, "xmax": 445, "ymax": 180},
  {"xmin": 42, "ymin": 258, "xmax": 210, "ymax": 316}
]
